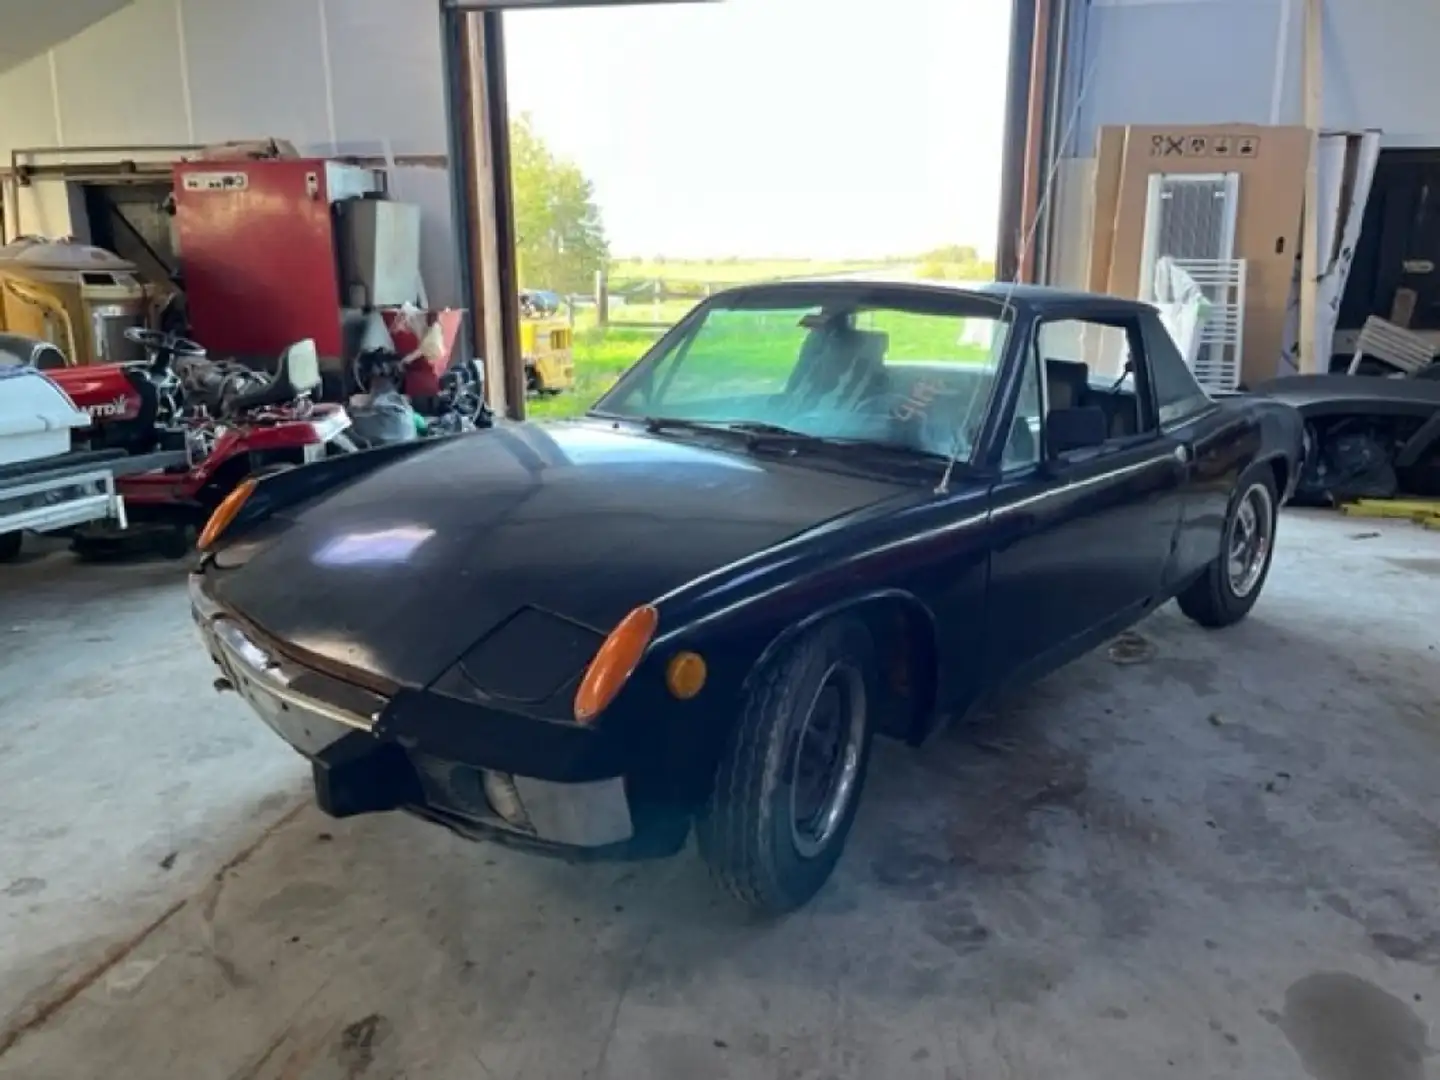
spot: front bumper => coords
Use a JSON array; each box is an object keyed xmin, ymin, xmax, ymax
[{"xmin": 189, "ymin": 575, "xmax": 642, "ymax": 853}]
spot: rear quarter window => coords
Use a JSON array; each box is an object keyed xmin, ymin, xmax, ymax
[{"xmin": 1144, "ymin": 318, "xmax": 1214, "ymax": 426}]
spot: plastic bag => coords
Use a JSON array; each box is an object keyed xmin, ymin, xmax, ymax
[
  {"xmin": 1151, "ymin": 257, "xmax": 1212, "ymax": 369},
  {"xmin": 349, "ymin": 390, "xmax": 418, "ymax": 447}
]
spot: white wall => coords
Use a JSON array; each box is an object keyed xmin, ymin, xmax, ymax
[
  {"xmin": 1073, "ymin": 0, "xmax": 1440, "ymax": 155},
  {"xmin": 0, "ymin": 0, "xmax": 460, "ymax": 305},
  {"xmin": 1047, "ymin": 0, "xmax": 1440, "ymax": 288}
]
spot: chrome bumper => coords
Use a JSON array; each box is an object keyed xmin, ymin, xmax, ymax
[
  {"xmin": 188, "ymin": 575, "xmax": 633, "ymax": 849},
  {"xmin": 190, "ymin": 574, "xmax": 376, "ymax": 757}
]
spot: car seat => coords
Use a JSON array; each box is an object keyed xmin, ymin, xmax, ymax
[
  {"xmin": 788, "ymin": 322, "xmax": 889, "ymax": 413},
  {"xmin": 1044, "ymin": 357, "xmax": 1091, "ymax": 411}
]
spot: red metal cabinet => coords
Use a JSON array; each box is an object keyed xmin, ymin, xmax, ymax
[{"xmin": 173, "ymin": 159, "xmax": 381, "ymax": 361}]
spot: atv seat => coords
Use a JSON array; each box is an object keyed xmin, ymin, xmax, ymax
[{"xmin": 226, "ymin": 339, "xmax": 322, "ymax": 415}]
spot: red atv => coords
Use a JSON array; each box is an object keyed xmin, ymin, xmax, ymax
[{"xmin": 50, "ymin": 328, "xmax": 354, "ymax": 557}]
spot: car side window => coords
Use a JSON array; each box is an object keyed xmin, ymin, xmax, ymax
[
  {"xmin": 1036, "ymin": 317, "xmax": 1156, "ymax": 450},
  {"xmin": 1145, "ymin": 320, "xmax": 1215, "ymax": 426}
]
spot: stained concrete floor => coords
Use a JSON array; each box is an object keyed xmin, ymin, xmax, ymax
[{"xmin": 1, "ymin": 511, "xmax": 1438, "ymax": 1080}]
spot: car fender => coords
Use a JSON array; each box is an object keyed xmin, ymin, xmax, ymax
[
  {"xmin": 659, "ymin": 584, "xmax": 941, "ymax": 762},
  {"xmin": 1251, "ymin": 397, "xmax": 1305, "ymax": 500}
]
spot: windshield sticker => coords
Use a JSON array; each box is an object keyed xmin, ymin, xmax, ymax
[{"xmin": 891, "ymin": 377, "xmax": 959, "ymax": 422}]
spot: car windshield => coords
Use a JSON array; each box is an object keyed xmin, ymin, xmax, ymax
[{"xmin": 592, "ymin": 290, "xmax": 1013, "ymax": 465}]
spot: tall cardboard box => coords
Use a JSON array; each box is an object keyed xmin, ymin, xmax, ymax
[{"xmin": 1087, "ymin": 124, "xmax": 1309, "ymax": 387}]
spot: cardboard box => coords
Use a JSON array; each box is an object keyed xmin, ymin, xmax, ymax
[{"xmin": 1087, "ymin": 124, "xmax": 1309, "ymax": 387}]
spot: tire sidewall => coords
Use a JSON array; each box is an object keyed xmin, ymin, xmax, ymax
[
  {"xmin": 1218, "ymin": 466, "xmax": 1279, "ymax": 614},
  {"xmin": 751, "ymin": 618, "xmax": 877, "ymax": 906}
]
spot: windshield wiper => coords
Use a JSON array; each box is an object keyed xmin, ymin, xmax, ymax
[
  {"xmin": 641, "ymin": 416, "xmax": 817, "ymax": 441},
  {"xmin": 641, "ymin": 415, "xmax": 953, "ymax": 464}
]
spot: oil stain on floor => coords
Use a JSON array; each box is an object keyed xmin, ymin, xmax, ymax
[{"xmin": 1278, "ymin": 972, "xmax": 1431, "ymax": 1080}]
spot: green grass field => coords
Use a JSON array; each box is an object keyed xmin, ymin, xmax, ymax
[{"xmin": 525, "ymin": 324, "xmax": 663, "ymax": 418}]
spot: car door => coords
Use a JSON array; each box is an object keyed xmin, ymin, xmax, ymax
[
  {"xmin": 1139, "ymin": 312, "xmax": 1255, "ymax": 587},
  {"xmin": 984, "ymin": 311, "xmax": 1188, "ymax": 687}
]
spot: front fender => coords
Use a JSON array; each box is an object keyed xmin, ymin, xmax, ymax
[{"xmin": 632, "ymin": 584, "xmax": 940, "ymax": 809}]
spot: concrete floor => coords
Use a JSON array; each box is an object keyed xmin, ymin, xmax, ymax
[{"xmin": 0, "ymin": 511, "xmax": 1437, "ymax": 1080}]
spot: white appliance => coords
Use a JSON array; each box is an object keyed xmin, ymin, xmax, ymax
[{"xmin": 0, "ymin": 366, "xmax": 91, "ymax": 466}]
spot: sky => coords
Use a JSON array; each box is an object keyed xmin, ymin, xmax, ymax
[{"xmin": 504, "ymin": 0, "xmax": 1013, "ymax": 261}]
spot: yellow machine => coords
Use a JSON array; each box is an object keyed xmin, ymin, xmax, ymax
[
  {"xmin": 521, "ymin": 315, "xmax": 574, "ymax": 394},
  {"xmin": 0, "ymin": 237, "xmax": 171, "ymax": 367}
]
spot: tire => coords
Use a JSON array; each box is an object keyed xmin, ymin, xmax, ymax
[
  {"xmin": 696, "ymin": 617, "xmax": 877, "ymax": 915},
  {"xmin": 1177, "ymin": 464, "xmax": 1279, "ymax": 629},
  {"xmin": 0, "ymin": 532, "xmax": 22, "ymax": 563},
  {"xmin": 156, "ymin": 525, "xmax": 195, "ymax": 561}
]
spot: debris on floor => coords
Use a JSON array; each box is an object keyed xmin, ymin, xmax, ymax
[{"xmin": 1107, "ymin": 630, "xmax": 1156, "ymax": 665}]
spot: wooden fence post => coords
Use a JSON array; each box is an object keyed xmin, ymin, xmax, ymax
[{"xmin": 595, "ymin": 270, "xmax": 609, "ymax": 327}]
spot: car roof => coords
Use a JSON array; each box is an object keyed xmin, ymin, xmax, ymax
[{"xmin": 708, "ymin": 277, "xmax": 1156, "ymax": 318}]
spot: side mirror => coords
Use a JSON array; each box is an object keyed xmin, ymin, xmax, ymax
[{"xmin": 1046, "ymin": 406, "xmax": 1108, "ymax": 455}]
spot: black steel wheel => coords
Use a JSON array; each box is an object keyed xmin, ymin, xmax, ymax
[
  {"xmin": 1177, "ymin": 463, "xmax": 1279, "ymax": 628},
  {"xmin": 696, "ymin": 616, "xmax": 876, "ymax": 915}
]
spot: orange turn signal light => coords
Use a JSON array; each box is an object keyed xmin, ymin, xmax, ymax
[
  {"xmin": 665, "ymin": 651, "xmax": 707, "ymax": 700},
  {"xmin": 198, "ymin": 477, "xmax": 258, "ymax": 552},
  {"xmin": 574, "ymin": 605, "xmax": 659, "ymax": 724}
]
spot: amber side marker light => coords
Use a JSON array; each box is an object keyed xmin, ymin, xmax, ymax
[
  {"xmin": 198, "ymin": 477, "xmax": 258, "ymax": 552},
  {"xmin": 665, "ymin": 651, "xmax": 707, "ymax": 700},
  {"xmin": 574, "ymin": 605, "xmax": 660, "ymax": 724}
]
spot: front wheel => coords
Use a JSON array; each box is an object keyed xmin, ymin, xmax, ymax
[
  {"xmin": 696, "ymin": 617, "xmax": 876, "ymax": 915},
  {"xmin": 1177, "ymin": 464, "xmax": 1278, "ymax": 628}
]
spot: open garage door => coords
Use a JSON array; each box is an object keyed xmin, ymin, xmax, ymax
[
  {"xmin": 443, "ymin": 0, "xmax": 1020, "ymax": 419},
  {"xmin": 439, "ymin": 0, "xmax": 720, "ymax": 418}
]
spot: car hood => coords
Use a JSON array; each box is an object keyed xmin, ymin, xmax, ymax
[{"xmin": 210, "ymin": 420, "xmax": 911, "ymax": 688}]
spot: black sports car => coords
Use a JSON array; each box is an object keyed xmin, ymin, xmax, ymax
[{"xmin": 189, "ymin": 280, "xmax": 1304, "ymax": 914}]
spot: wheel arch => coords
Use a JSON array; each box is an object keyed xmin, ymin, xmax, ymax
[
  {"xmin": 743, "ymin": 588, "xmax": 940, "ymax": 747},
  {"xmin": 1258, "ymin": 452, "xmax": 1290, "ymax": 502}
]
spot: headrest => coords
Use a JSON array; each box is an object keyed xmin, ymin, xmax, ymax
[
  {"xmin": 1044, "ymin": 357, "xmax": 1090, "ymax": 410},
  {"xmin": 282, "ymin": 339, "xmax": 321, "ymax": 393}
]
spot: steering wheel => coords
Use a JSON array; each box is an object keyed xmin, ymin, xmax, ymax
[{"xmin": 125, "ymin": 326, "xmax": 207, "ymax": 363}]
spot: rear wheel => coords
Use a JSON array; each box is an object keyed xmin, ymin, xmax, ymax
[
  {"xmin": 0, "ymin": 532, "xmax": 22, "ymax": 562},
  {"xmin": 1178, "ymin": 464, "xmax": 1278, "ymax": 628},
  {"xmin": 696, "ymin": 617, "xmax": 876, "ymax": 915}
]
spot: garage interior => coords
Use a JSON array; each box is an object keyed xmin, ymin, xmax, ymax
[{"xmin": 3, "ymin": 0, "xmax": 1440, "ymax": 1078}]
